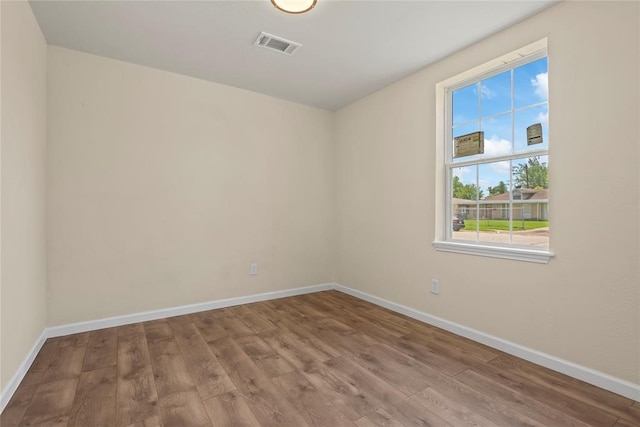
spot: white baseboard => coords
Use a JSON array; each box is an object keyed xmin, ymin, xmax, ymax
[
  {"xmin": 1, "ymin": 282, "xmax": 333, "ymax": 412},
  {"xmin": 333, "ymin": 283, "xmax": 640, "ymax": 402},
  {"xmin": 0, "ymin": 330, "xmax": 47, "ymax": 412},
  {"xmin": 46, "ymin": 283, "xmax": 334, "ymax": 338},
  {"xmin": 2, "ymin": 281, "xmax": 638, "ymax": 413}
]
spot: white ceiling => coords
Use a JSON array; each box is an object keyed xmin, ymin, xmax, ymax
[{"xmin": 29, "ymin": 0, "xmax": 557, "ymax": 111}]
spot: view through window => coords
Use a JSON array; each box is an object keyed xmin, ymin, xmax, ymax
[{"xmin": 448, "ymin": 54, "xmax": 549, "ymax": 251}]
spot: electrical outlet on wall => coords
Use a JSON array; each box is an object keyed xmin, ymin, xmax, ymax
[
  {"xmin": 250, "ymin": 263, "xmax": 258, "ymax": 276},
  {"xmin": 431, "ymin": 279, "xmax": 440, "ymax": 295}
]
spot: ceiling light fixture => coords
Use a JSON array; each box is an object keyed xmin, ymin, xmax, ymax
[{"xmin": 271, "ymin": 0, "xmax": 317, "ymax": 14}]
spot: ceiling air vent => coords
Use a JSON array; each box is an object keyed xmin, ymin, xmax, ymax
[{"xmin": 254, "ymin": 32, "xmax": 301, "ymax": 56}]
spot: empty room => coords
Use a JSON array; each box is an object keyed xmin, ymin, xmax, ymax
[{"xmin": 1, "ymin": 0, "xmax": 639, "ymax": 425}]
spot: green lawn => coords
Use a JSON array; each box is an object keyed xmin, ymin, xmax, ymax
[{"xmin": 463, "ymin": 219, "xmax": 548, "ymax": 232}]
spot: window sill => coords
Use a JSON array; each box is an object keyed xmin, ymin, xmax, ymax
[{"xmin": 433, "ymin": 240, "xmax": 554, "ymax": 263}]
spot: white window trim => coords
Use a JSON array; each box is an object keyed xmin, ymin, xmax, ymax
[{"xmin": 433, "ymin": 39, "xmax": 554, "ymax": 263}]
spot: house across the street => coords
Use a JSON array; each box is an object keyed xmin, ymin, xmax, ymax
[{"xmin": 453, "ymin": 189, "xmax": 549, "ymax": 221}]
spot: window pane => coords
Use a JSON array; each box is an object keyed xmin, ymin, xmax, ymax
[
  {"xmin": 477, "ymin": 161, "xmax": 511, "ymax": 244},
  {"xmin": 452, "ymin": 83, "xmax": 478, "ymax": 125},
  {"xmin": 514, "ymin": 105, "xmax": 548, "ymax": 153},
  {"xmin": 452, "ymin": 165, "xmax": 478, "ymax": 200},
  {"xmin": 452, "ymin": 166, "xmax": 478, "ymax": 240},
  {"xmin": 514, "ymin": 57, "xmax": 548, "ymax": 108},
  {"xmin": 510, "ymin": 156, "xmax": 549, "ymax": 249},
  {"xmin": 510, "ymin": 202, "xmax": 548, "ymax": 249},
  {"xmin": 479, "ymin": 113, "xmax": 512, "ymax": 159},
  {"xmin": 512, "ymin": 156, "xmax": 548, "ymax": 190},
  {"xmin": 480, "ymin": 70, "xmax": 511, "ymax": 117}
]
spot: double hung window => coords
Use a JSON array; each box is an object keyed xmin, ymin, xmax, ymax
[{"xmin": 434, "ymin": 40, "xmax": 553, "ymax": 263}]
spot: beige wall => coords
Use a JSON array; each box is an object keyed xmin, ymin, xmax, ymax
[
  {"xmin": 334, "ymin": 1, "xmax": 639, "ymax": 385},
  {"xmin": 1, "ymin": 1, "xmax": 48, "ymax": 391},
  {"xmin": 47, "ymin": 47, "xmax": 334, "ymax": 326}
]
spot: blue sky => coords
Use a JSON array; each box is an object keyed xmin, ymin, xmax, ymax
[{"xmin": 452, "ymin": 57, "xmax": 548, "ymax": 193}]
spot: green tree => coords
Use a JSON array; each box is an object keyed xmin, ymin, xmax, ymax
[
  {"xmin": 453, "ymin": 176, "xmax": 484, "ymax": 200},
  {"xmin": 487, "ymin": 180, "xmax": 508, "ymax": 196},
  {"xmin": 513, "ymin": 157, "xmax": 548, "ymax": 189}
]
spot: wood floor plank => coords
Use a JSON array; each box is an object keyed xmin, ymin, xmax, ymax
[
  {"xmin": 379, "ymin": 394, "xmax": 453, "ymax": 427},
  {"xmin": 123, "ymin": 415, "xmax": 162, "ymax": 427},
  {"xmin": 218, "ymin": 316, "xmax": 256, "ymax": 339},
  {"xmin": 209, "ymin": 336, "xmax": 310, "ymax": 427},
  {"xmin": 41, "ymin": 335, "xmax": 88, "ymax": 383},
  {"xmin": 318, "ymin": 292, "xmax": 414, "ymax": 337},
  {"xmin": 20, "ymin": 339, "xmax": 60, "ymax": 386},
  {"xmin": 324, "ymin": 355, "xmax": 408, "ymax": 407},
  {"xmin": 348, "ymin": 309, "xmax": 413, "ymax": 338},
  {"xmin": 202, "ymin": 390, "xmax": 262, "ymax": 426},
  {"xmin": 337, "ymin": 337, "xmax": 543, "ymax": 427},
  {"xmin": 413, "ymin": 371, "xmax": 558, "ymax": 427},
  {"xmin": 489, "ymin": 355, "xmax": 638, "ymax": 424},
  {"xmin": 158, "ymin": 390, "xmax": 212, "ymax": 427},
  {"xmin": 271, "ymin": 370, "xmax": 356, "ymax": 427},
  {"xmin": 116, "ymin": 324, "xmax": 160, "ymax": 426},
  {"xmin": 143, "ymin": 320, "xmax": 174, "ymax": 341},
  {"xmin": 68, "ymin": 366, "xmax": 117, "ymax": 426},
  {"xmin": 168, "ymin": 318, "xmax": 236, "ymax": 399},
  {"xmin": 303, "ymin": 358, "xmax": 381, "ymax": 421},
  {"xmin": 83, "ymin": 328, "xmax": 118, "ymax": 372},
  {"xmin": 264, "ymin": 296, "xmax": 324, "ymax": 321},
  {"xmin": 354, "ymin": 409, "xmax": 405, "ymax": 427},
  {"xmin": 260, "ymin": 329, "xmax": 379, "ymax": 420},
  {"xmin": 0, "ymin": 383, "xmax": 38, "ymax": 427},
  {"xmin": 390, "ymin": 332, "xmax": 469, "ymax": 377},
  {"xmin": 317, "ymin": 291, "xmax": 372, "ymax": 312},
  {"xmin": 248, "ymin": 300, "xmax": 290, "ymax": 321},
  {"xmin": 268, "ymin": 309, "xmax": 344, "ymax": 359},
  {"xmin": 259, "ymin": 329, "xmax": 324, "ymax": 371},
  {"xmin": 411, "ymin": 386, "xmax": 503, "ymax": 427},
  {"xmin": 313, "ymin": 326, "xmax": 379, "ymax": 359},
  {"xmin": 459, "ymin": 360, "xmax": 620, "ymax": 426},
  {"xmin": 230, "ymin": 304, "xmax": 279, "ymax": 334},
  {"xmin": 629, "ymin": 405, "xmax": 640, "ymax": 423},
  {"xmin": 420, "ymin": 364, "xmax": 584, "ymax": 426},
  {"xmin": 54, "ymin": 332, "xmax": 91, "ymax": 348},
  {"xmin": 144, "ymin": 322, "xmax": 197, "ymax": 398},
  {"xmin": 454, "ymin": 369, "xmax": 593, "ymax": 427},
  {"xmin": 407, "ymin": 328, "xmax": 500, "ymax": 364},
  {"xmin": 291, "ymin": 295, "xmax": 344, "ymax": 320},
  {"xmin": 191, "ymin": 311, "xmax": 231, "ymax": 342},
  {"xmin": 19, "ymin": 378, "xmax": 78, "ymax": 426},
  {"xmin": 396, "ymin": 332, "xmax": 492, "ymax": 375},
  {"xmin": 315, "ymin": 316, "xmax": 359, "ymax": 335},
  {"xmin": 235, "ymin": 334, "xmax": 296, "ymax": 378},
  {"xmin": 343, "ymin": 343, "xmax": 437, "ymax": 395},
  {"xmin": 614, "ymin": 417, "xmax": 640, "ymax": 427}
]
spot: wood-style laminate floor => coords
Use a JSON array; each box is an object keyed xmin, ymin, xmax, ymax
[{"xmin": 2, "ymin": 290, "xmax": 638, "ymax": 426}]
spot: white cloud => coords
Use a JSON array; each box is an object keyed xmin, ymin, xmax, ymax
[
  {"xmin": 531, "ymin": 72, "xmax": 548, "ymax": 100},
  {"xmin": 490, "ymin": 160, "xmax": 511, "ymax": 175},
  {"xmin": 537, "ymin": 110, "xmax": 549, "ymax": 125},
  {"xmin": 484, "ymin": 136, "xmax": 511, "ymax": 157},
  {"xmin": 480, "ymin": 84, "xmax": 497, "ymax": 99}
]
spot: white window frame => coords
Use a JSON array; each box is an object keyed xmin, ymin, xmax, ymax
[{"xmin": 433, "ymin": 39, "xmax": 554, "ymax": 264}]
